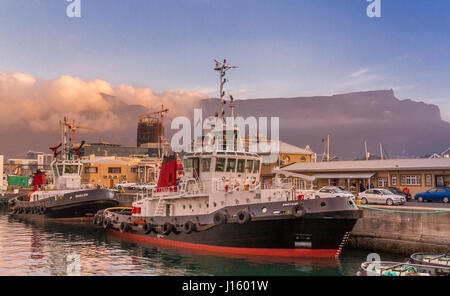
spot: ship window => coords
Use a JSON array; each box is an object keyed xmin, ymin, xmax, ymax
[
  {"xmin": 215, "ymin": 158, "xmax": 225, "ymax": 172},
  {"xmin": 253, "ymin": 160, "xmax": 260, "ymax": 173},
  {"xmin": 183, "ymin": 159, "xmax": 193, "ymax": 172},
  {"xmin": 246, "ymin": 160, "xmax": 254, "ymax": 173},
  {"xmin": 237, "ymin": 159, "xmax": 245, "ymax": 173},
  {"xmin": 201, "ymin": 158, "xmax": 211, "ymax": 172},
  {"xmin": 226, "ymin": 159, "xmax": 237, "ymax": 172},
  {"xmin": 65, "ymin": 165, "xmax": 79, "ymax": 174}
]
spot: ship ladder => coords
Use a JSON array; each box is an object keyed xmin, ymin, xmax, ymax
[{"xmin": 155, "ymin": 198, "xmax": 167, "ymax": 216}]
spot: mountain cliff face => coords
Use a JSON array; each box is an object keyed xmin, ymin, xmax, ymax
[
  {"xmin": 1, "ymin": 90, "xmax": 448, "ymax": 159},
  {"xmin": 198, "ymin": 90, "xmax": 450, "ymax": 159}
]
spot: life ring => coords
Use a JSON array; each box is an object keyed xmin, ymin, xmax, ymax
[
  {"xmin": 143, "ymin": 222, "xmax": 153, "ymax": 234},
  {"xmin": 292, "ymin": 204, "xmax": 306, "ymax": 218},
  {"xmin": 161, "ymin": 222, "xmax": 174, "ymax": 235},
  {"xmin": 213, "ymin": 212, "xmax": 227, "ymax": 225},
  {"xmin": 183, "ymin": 221, "xmax": 197, "ymax": 234},
  {"xmin": 119, "ymin": 222, "xmax": 130, "ymax": 233},
  {"xmin": 236, "ymin": 210, "xmax": 251, "ymax": 224},
  {"xmin": 102, "ymin": 217, "xmax": 111, "ymax": 229}
]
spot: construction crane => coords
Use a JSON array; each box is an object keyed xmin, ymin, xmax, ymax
[{"xmin": 62, "ymin": 118, "xmax": 100, "ymax": 145}]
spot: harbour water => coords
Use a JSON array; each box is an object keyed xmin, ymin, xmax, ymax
[{"xmin": 0, "ymin": 209, "xmax": 405, "ymax": 276}]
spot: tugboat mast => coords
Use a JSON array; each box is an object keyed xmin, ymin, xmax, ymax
[{"xmin": 214, "ymin": 59, "xmax": 238, "ymax": 120}]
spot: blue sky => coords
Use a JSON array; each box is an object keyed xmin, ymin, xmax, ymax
[{"xmin": 1, "ymin": 0, "xmax": 449, "ymax": 120}]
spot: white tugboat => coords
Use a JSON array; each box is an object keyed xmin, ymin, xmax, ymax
[
  {"xmin": 9, "ymin": 118, "xmax": 119, "ymax": 220},
  {"xmin": 95, "ymin": 60, "xmax": 362, "ymax": 258}
]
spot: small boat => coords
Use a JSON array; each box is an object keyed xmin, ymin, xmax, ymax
[
  {"xmin": 9, "ymin": 118, "xmax": 120, "ymax": 221},
  {"xmin": 359, "ymin": 261, "xmax": 450, "ymax": 276},
  {"xmin": 410, "ymin": 252, "xmax": 450, "ymax": 268}
]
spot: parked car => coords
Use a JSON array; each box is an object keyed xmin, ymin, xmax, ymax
[
  {"xmin": 415, "ymin": 187, "xmax": 450, "ymax": 203},
  {"xmin": 315, "ymin": 186, "xmax": 356, "ymax": 201},
  {"xmin": 132, "ymin": 183, "xmax": 157, "ymax": 191},
  {"xmin": 117, "ymin": 182, "xmax": 137, "ymax": 189},
  {"xmin": 386, "ymin": 187, "xmax": 412, "ymax": 201},
  {"xmin": 359, "ymin": 188, "xmax": 406, "ymax": 206}
]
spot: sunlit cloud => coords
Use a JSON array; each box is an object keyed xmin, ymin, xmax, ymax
[{"xmin": 0, "ymin": 71, "xmax": 207, "ymax": 132}]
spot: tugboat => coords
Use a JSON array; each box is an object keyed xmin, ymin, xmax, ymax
[
  {"xmin": 94, "ymin": 60, "xmax": 362, "ymax": 258},
  {"xmin": 9, "ymin": 118, "xmax": 119, "ymax": 220}
]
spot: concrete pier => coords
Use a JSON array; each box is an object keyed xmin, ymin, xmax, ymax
[{"xmin": 348, "ymin": 205, "xmax": 450, "ymax": 254}]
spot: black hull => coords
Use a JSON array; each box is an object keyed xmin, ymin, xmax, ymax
[
  {"xmin": 10, "ymin": 189, "xmax": 119, "ymax": 220},
  {"xmin": 101, "ymin": 198, "xmax": 362, "ymax": 258}
]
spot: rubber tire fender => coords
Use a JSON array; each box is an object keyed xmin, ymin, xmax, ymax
[
  {"xmin": 102, "ymin": 217, "xmax": 111, "ymax": 229},
  {"xmin": 97, "ymin": 215, "xmax": 104, "ymax": 225},
  {"xmin": 161, "ymin": 222, "xmax": 174, "ymax": 235},
  {"xmin": 292, "ymin": 204, "xmax": 306, "ymax": 218},
  {"xmin": 236, "ymin": 210, "xmax": 251, "ymax": 224},
  {"xmin": 213, "ymin": 212, "xmax": 227, "ymax": 225},
  {"xmin": 183, "ymin": 221, "xmax": 197, "ymax": 234},
  {"xmin": 119, "ymin": 222, "xmax": 130, "ymax": 233},
  {"xmin": 143, "ymin": 222, "xmax": 153, "ymax": 234}
]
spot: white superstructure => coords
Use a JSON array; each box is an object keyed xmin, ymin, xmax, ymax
[{"xmin": 132, "ymin": 60, "xmax": 305, "ymax": 219}]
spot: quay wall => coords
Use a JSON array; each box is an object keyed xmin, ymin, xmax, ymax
[{"xmin": 348, "ymin": 205, "xmax": 450, "ymax": 255}]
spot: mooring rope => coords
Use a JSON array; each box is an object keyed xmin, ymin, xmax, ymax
[{"xmin": 357, "ymin": 204, "xmax": 450, "ymax": 214}]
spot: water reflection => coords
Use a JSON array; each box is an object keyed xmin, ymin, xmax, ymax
[{"xmin": 0, "ymin": 210, "xmax": 404, "ymax": 276}]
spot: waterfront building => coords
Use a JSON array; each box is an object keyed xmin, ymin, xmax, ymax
[
  {"xmin": 6, "ymin": 151, "xmax": 53, "ymax": 177},
  {"xmin": 0, "ymin": 155, "xmax": 5, "ymax": 191},
  {"xmin": 244, "ymin": 136, "xmax": 315, "ymax": 188},
  {"xmin": 81, "ymin": 156, "xmax": 160, "ymax": 187},
  {"xmin": 79, "ymin": 142, "xmax": 160, "ymax": 158},
  {"xmin": 280, "ymin": 158, "xmax": 450, "ymax": 196}
]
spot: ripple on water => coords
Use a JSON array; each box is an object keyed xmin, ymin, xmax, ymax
[{"xmin": 0, "ymin": 211, "xmax": 406, "ymax": 276}]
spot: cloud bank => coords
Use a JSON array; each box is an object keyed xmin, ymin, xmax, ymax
[{"xmin": 0, "ymin": 71, "xmax": 207, "ymax": 132}]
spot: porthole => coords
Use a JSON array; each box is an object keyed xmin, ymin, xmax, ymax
[
  {"xmin": 189, "ymin": 204, "xmax": 192, "ymax": 209},
  {"xmin": 206, "ymin": 203, "xmax": 209, "ymax": 208},
  {"xmin": 213, "ymin": 202, "xmax": 217, "ymax": 207},
  {"xmin": 262, "ymin": 207, "xmax": 267, "ymax": 213},
  {"xmin": 321, "ymin": 202, "xmax": 327, "ymax": 208},
  {"xmin": 182, "ymin": 205, "xmax": 186, "ymax": 209}
]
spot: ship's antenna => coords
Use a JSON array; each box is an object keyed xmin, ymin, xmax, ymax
[
  {"xmin": 229, "ymin": 95, "xmax": 236, "ymax": 123},
  {"xmin": 214, "ymin": 59, "xmax": 238, "ymax": 121}
]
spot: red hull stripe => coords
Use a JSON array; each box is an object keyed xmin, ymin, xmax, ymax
[{"xmin": 110, "ymin": 230, "xmax": 338, "ymax": 258}]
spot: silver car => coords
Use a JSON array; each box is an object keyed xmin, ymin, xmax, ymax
[
  {"xmin": 315, "ymin": 186, "xmax": 356, "ymax": 201},
  {"xmin": 359, "ymin": 188, "xmax": 406, "ymax": 206}
]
